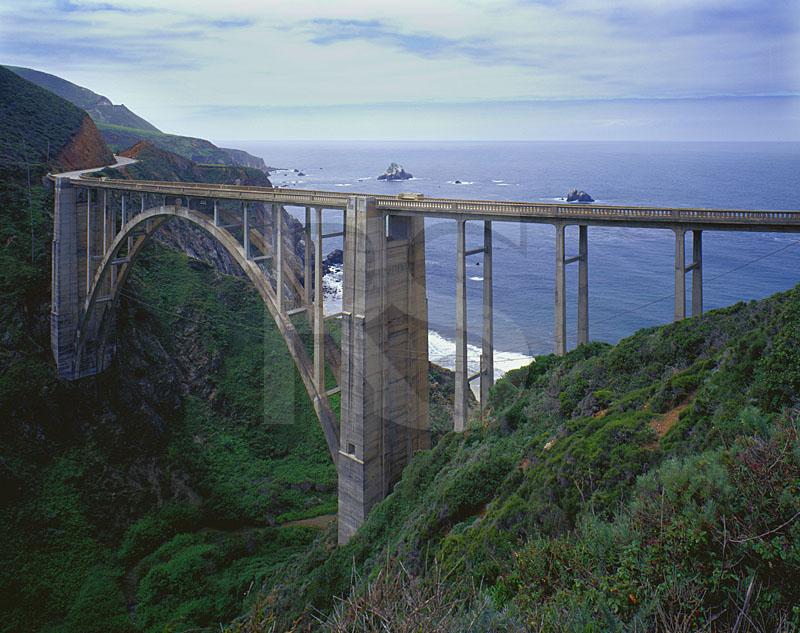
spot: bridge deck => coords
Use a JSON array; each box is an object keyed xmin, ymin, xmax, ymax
[{"xmin": 66, "ymin": 175, "xmax": 800, "ymax": 231}]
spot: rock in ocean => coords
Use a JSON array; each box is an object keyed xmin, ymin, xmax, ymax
[
  {"xmin": 378, "ymin": 162, "xmax": 413, "ymax": 181},
  {"xmin": 565, "ymin": 189, "xmax": 594, "ymax": 202}
]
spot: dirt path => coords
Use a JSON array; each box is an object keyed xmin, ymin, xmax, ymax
[{"xmin": 650, "ymin": 399, "xmax": 692, "ymax": 441}]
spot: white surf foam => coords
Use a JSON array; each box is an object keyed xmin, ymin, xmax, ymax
[
  {"xmin": 323, "ymin": 265, "xmax": 343, "ymax": 313},
  {"xmin": 428, "ymin": 330, "xmax": 534, "ymax": 383}
]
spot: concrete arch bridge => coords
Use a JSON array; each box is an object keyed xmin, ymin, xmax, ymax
[{"xmin": 50, "ymin": 175, "xmax": 800, "ymax": 542}]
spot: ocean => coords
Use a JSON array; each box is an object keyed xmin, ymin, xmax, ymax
[{"xmin": 219, "ymin": 140, "xmax": 800, "ymax": 378}]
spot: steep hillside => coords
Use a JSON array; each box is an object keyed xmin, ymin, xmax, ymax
[
  {"xmin": 6, "ymin": 65, "xmax": 161, "ymax": 132},
  {"xmin": 0, "ymin": 66, "xmax": 114, "ymax": 171},
  {"xmin": 99, "ymin": 123, "xmax": 269, "ymax": 171},
  {"xmin": 5, "ymin": 66, "xmax": 269, "ymax": 172},
  {"xmin": 0, "ymin": 156, "xmax": 335, "ymax": 632},
  {"xmin": 0, "ymin": 109, "xmax": 460, "ymax": 631},
  {"xmin": 234, "ymin": 288, "xmax": 800, "ymax": 632},
  {"xmin": 115, "ymin": 141, "xmax": 271, "ymax": 186}
]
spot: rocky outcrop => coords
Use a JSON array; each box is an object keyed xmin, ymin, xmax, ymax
[
  {"xmin": 57, "ymin": 114, "xmax": 115, "ymax": 171},
  {"xmin": 378, "ymin": 162, "xmax": 413, "ymax": 181},
  {"xmin": 565, "ymin": 189, "xmax": 594, "ymax": 203}
]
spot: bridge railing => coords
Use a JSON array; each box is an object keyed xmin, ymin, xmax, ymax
[{"xmin": 72, "ymin": 175, "xmax": 800, "ymax": 227}]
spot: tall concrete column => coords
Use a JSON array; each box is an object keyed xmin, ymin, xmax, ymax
[
  {"xmin": 121, "ymin": 194, "xmax": 131, "ymax": 255},
  {"xmin": 102, "ymin": 190, "xmax": 109, "ymax": 254},
  {"xmin": 213, "ymin": 200, "xmax": 219, "ymax": 226},
  {"xmin": 110, "ymin": 191, "xmax": 116, "ymax": 237},
  {"xmin": 383, "ymin": 215, "xmax": 430, "ymax": 489},
  {"xmin": 339, "ymin": 196, "xmax": 386, "ymax": 543},
  {"xmin": 692, "ymin": 230, "xmax": 703, "ymax": 317},
  {"xmin": 577, "ymin": 225, "xmax": 589, "ymax": 345},
  {"xmin": 276, "ymin": 205, "xmax": 284, "ymax": 313},
  {"xmin": 554, "ymin": 223, "xmax": 567, "ymax": 355},
  {"xmin": 51, "ymin": 178, "xmax": 79, "ymax": 378},
  {"xmin": 271, "ymin": 204, "xmax": 278, "ymax": 257},
  {"xmin": 480, "ymin": 221, "xmax": 494, "ymax": 407},
  {"xmin": 110, "ymin": 192, "xmax": 117, "ymax": 290},
  {"xmin": 85, "ymin": 189, "xmax": 93, "ymax": 295},
  {"xmin": 304, "ymin": 206, "xmax": 312, "ymax": 311},
  {"xmin": 313, "ymin": 207, "xmax": 325, "ymax": 391},
  {"xmin": 454, "ymin": 219, "xmax": 468, "ymax": 432},
  {"xmin": 674, "ymin": 227, "xmax": 686, "ymax": 321},
  {"xmin": 243, "ymin": 203, "xmax": 250, "ymax": 259}
]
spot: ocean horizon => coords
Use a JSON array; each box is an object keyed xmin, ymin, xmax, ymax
[{"xmin": 219, "ymin": 140, "xmax": 800, "ymax": 380}]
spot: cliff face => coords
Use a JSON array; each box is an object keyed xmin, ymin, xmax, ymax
[{"xmin": 56, "ymin": 114, "xmax": 115, "ymax": 171}]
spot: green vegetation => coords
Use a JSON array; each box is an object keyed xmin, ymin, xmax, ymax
[
  {"xmin": 0, "ymin": 66, "xmax": 87, "ymax": 168},
  {"xmin": 98, "ymin": 122, "xmax": 267, "ymax": 170},
  {"xmin": 235, "ymin": 288, "xmax": 800, "ymax": 631},
  {"xmin": 3, "ymin": 68, "xmax": 799, "ymax": 630},
  {"xmin": 0, "ymin": 156, "xmax": 332, "ymax": 631},
  {"xmin": 96, "ymin": 140, "xmax": 271, "ymax": 187},
  {"xmin": 5, "ymin": 65, "xmax": 267, "ymax": 170},
  {"xmin": 5, "ymin": 65, "xmax": 160, "ymax": 132}
]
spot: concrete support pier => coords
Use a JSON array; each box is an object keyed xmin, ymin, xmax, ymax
[
  {"xmin": 304, "ymin": 207, "xmax": 312, "ymax": 311},
  {"xmin": 276, "ymin": 205, "xmax": 284, "ymax": 313},
  {"xmin": 243, "ymin": 203, "xmax": 250, "ymax": 260},
  {"xmin": 674, "ymin": 227, "xmax": 686, "ymax": 321},
  {"xmin": 52, "ymin": 180, "xmax": 115, "ymax": 379},
  {"xmin": 691, "ymin": 230, "xmax": 703, "ymax": 316},
  {"xmin": 338, "ymin": 197, "xmax": 429, "ymax": 544},
  {"xmin": 675, "ymin": 228, "xmax": 703, "ymax": 320},
  {"xmin": 577, "ymin": 225, "xmax": 589, "ymax": 346},
  {"xmin": 51, "ymin": 178, "xmax": 80, "ymax": 378},
  {"xmin": 554, "ymin": 224, "xmax": 567, "ymax": 355},
  {"xmin": 481, "ymin": 221, "xmax": 494, "ymax": 408},
  {"xmin": 454, "ymin": 219, "xmax": 468, "ymax": 431},
  {"xmin": 313, "ymin": 207, "xmax": 324, "ymax": 391}
]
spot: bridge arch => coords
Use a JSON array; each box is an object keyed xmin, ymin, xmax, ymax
[
  {"xmin": 53, "ymin": 180, "xmax": 432, "ymax": 543},
  {"xmin": 75, "ymin": 201, "xmax": 340, "ymax": 459}
]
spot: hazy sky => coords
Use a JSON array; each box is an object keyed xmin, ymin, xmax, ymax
[{"xmin": 2, "ymin": 0, "xmax": 799, "ymax": 141}]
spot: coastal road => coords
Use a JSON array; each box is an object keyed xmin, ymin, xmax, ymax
[{"xmin": 52, "ymin": 154, "xmax": 137, "ymax": 179}]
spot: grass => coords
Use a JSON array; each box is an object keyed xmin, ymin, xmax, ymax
[
  {"xmin": 0, "ymin": 66, "xmax": 87, "ymax": 169},
  {"xmin": 0, "ymin": 167, "xmax": 336, "ymax": 631},
  {"xmin": 234, "ymin": 285, "xmax": 800, "ymax": 632}
]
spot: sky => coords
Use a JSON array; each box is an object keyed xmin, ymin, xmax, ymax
[{"xmin": 1, "ymin": 0, "xmax": 799, "ymax": 141}]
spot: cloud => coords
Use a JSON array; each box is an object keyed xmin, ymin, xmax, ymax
[
  {"xmin": 0, "ymin": 8, "xmax": 206, "ymax": 71},
  {"xmin": 54, "ymin": 0, "xmax": 156, "ymax": 14},
  {"xmin": 1, "ymin": 0, "xmax": 796, "ymax": 140},
  {"xmin": 176, "ymin": 16, "xmax": 257, "ymax": 30},
  {"xmin": 302, "ymin": 17, "xmax": 538, "ymax": 67}
]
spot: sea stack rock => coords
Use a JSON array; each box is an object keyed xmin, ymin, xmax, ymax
[
  {"xmin": 565, "ymin": 189, "xmax": 594, "ymax": 202},
  {"xmin": 378, "ymin": 162, "xmax": 413, "ymax": 181}
]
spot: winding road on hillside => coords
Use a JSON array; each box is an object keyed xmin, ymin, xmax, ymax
[{"xmin": 53, "ymin": 154, "xmax": 137, "ymax": 179}]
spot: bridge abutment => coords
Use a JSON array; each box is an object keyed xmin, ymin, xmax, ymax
[
  {"xmin": 338, "ymin": 198, "xmax": 430, "ymax": 544},
  {"xmin": 52, "ymin": 178, "xmax": 115, "ymax": 379}
]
